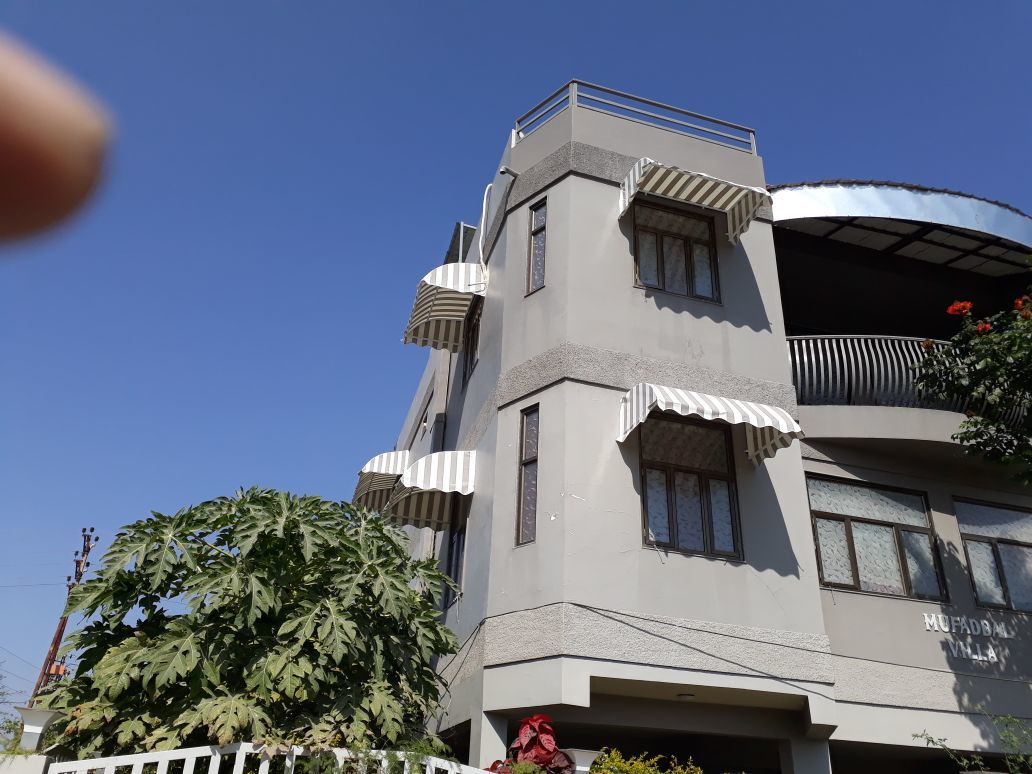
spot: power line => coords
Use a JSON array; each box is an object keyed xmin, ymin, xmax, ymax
[
  {"xmin": 0, "ymin": 646, "xmax": 39, "ymax": 671},
  {"xmin": 0, "ymin": 665, "xmax": 33, "ymax": 683},
  {"xmin": 0, "ymin": 583, "xmax": 67, "ymax": 589}
]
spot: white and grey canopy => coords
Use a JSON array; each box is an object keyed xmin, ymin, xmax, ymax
[
  {"xmin": 620, "ymin": 158, "xmax": 771, "ymax": 244},
  {"xmin": 403, "ymin": 264, "xmax": 487, "ymax": 352},
  {"xmin": 618, "ymin": 382, "xmax": 803, "ymax": 463},
  {"xmin": 384, "ymin": 450, "xmax": 477, "ymax": 530}
]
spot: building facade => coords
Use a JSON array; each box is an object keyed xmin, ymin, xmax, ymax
[{"xmin": 353, "ymin": 82, "xmax": 1032, "ymax": 774}]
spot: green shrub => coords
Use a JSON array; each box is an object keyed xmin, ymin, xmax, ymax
[{"xmin": 590, "ymin": 748, "xmax": 703, "ymax": 774}]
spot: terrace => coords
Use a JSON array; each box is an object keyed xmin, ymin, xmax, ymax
[{"xmin": 771, "ymin": 180, "xmax": 1031, "ymax": 415}]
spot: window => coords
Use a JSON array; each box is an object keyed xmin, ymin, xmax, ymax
[
  {"xmin": 516, "ymin": 405, "xmax": 539, "ymax": 545},
  {"xmin": 808, "ymin": 476, "xmax": 944, "ymax": 600},
  {"xmin": 461, "ymin": 297, "xmax": 482, "ymax": 385},
  {"xmin": 442, "ymin": 501, "xmax": 466, "ymax": 608},
  {"xmin": 418, "ymin": 391, "xmax": 433, "ymax": 440},
  {"xmin": 527, "ymin": 200, "xmax": 546, "ymax": 294},
  {"xmin": 639, "ymin": 416, "xmax": 740, "ymax": 558},
  {"xmin": 956, "ymin": 499, "xmax": 1032, "ymax": 612},
  {"xmin": 633, "ymin": 204, "xmax": 719, "ymax": 301}
]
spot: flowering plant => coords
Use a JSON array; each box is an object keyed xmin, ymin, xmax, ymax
[
  {"xmin": 916, "ymin": 288, "xmax": 1032, "ymax": 485},
  {"xmin": 487, "ymin": 714, "xmax": 574, "ymax": 774}
]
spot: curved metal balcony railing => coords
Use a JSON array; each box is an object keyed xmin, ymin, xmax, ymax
[{"xmin": 787, "ymin": 335, "xmax": 966, "ymax": 411}]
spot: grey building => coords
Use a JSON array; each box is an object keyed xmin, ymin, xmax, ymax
[{"xmin": 353, "ymin": 82, "xmax": 1032, "ymax": 774}]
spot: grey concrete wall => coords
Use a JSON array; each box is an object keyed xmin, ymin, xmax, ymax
[{"xmin": 801, "ymin": 441, "xmax": 1032, "ymax": 732}]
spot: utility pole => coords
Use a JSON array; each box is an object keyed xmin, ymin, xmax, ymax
[{"xmin": 29, "ymin": 527, "xmax": 99, "ymax": 704}]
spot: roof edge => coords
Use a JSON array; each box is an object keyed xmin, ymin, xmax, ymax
[{"xmin": 768, "ymin": 179, "xmax": 1029, "ymax": 220}]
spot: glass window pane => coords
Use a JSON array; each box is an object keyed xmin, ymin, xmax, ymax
[
  {"xmin": 966, "ymin": 540, "xmax": 1007, "ymax": 606},
  {"xmin": 806, "ymin": 478, "xmax": 927, "ymax": 527},
  {"xmin": 709, "ymin": 479, "xmax": 736, "ymax": 554},
  {"xmin": 816, "ymin": 518, "xmax": 854, "ymax": 585},
  {"xmin": 635, "ymin": 205, "xmax": 710, "ymax": 240},
  {"xmin": 955, "ymin": 501, "xmax": 1032, "ymax": 543},
  {"xmin": 692, "ymin": 243, "xmax": 715, "ymax": 299},
  {"xmin": 637, "ymin": 231, "xmax": 659, "ymax": 287},
  {"xmin": 519, "ymin": 461, "xmax": 537, "ymax": 543},
  {"xmin": 532, "ymin": 201, "xmax": 546, "ymax": 230},
  {"xmin": 644, "ymin": 468, "xmax": 671, "ymax": 544},
  {"xmin": 998, "ymin": 543, "xmax": 1032, "ymax": 612},
  {"xmin": 662, "ymin": 236, "xmax": 688, "ymax": 295},
  {"xmin": 901, "ymin": 531, "xmax": 941, "ymax": 598},
  {"xmin": 641, "ymin": 418, "xmax": 728, "ymax": 473},
  {"xmin": 673, "ymin": 472, "xmax": 704, "ymax": 552},
  {"xmin": 522, "ymin": 409, "xmax": 539, "ymax": 459},
  {"xmin": 530, "ymin": 231, "xmax": 546, "ymax": 291},
  {"xmin": 852, "ymin": 522, "xmax": 905, "ymax": 595}
]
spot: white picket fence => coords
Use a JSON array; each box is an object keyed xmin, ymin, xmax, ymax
[{"xmin": 47, "ymin": 743, "xmax": 484, "ymax": 774}]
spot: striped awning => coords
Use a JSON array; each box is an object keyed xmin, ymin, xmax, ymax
[
  {"xmin": 384, "ymin": 451, "xmax": 477, "ymax": 530},
  {"xmin": 353, "ymin": 450, "xmax": 410, "ymax": 512},
  {"xmin": 618, "ymin": 382, "xmax": 804, "ymax": 463},
  {"xmin": 620, "ymin": 158, "xmax": 771, "ymax": 244},
  {"xmin": 403, "ymin": 264, "xmax": 487, "ymax": 352}
]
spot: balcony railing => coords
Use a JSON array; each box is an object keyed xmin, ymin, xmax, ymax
[
  {"xmin": 512, "ymin": 80, "xmax": 758, "ymax": 154},
  {"xmin": 788, "ymin": 335, "xmax": 966, "ymax": 412}
]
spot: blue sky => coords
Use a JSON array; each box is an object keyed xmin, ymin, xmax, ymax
[{"xmin": 1, "ymin": 1, "xmax": 1029, "ymax": 707}]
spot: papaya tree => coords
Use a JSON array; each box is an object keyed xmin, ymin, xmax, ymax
[{"xmin": 40, "ymin": 488, "xmax": 457, "ymax": 757}]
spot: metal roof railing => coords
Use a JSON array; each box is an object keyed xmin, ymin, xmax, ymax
[{"xmin": 513, "ymin": 80, "xmax": 758, "ymax": 154}]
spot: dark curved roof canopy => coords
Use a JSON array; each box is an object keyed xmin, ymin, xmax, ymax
[{"xmin": 770, "ymin": 180, "xmax": 1031, "ymax": 277}]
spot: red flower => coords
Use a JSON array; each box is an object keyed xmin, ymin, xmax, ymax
[
  {"xmin": 947, "ymin": 301, "xmax": 973, "ymax": 316},
  {"xmin": 976, "ymin": 321, "xmax": 992, "ymax": 334},
  {"xmin": 1016, "ymin": 298, "xmax": 1026, "ymax": 311}
]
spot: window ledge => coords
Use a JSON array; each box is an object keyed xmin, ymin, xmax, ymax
[
  {"xmin": 643, "ymin": 543, "xmax": 744, "ymax": 564},
  {"xmin": 820, "ymin": 586, "xmax": 951, "ymax": 606},
  {"xmin": 635, "ymin": 282, "xmax": 722, "ymax": 307}
]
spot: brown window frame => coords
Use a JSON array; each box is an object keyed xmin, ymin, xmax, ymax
[
  {"xmin": 516, "ymin": 404, "xmax": 539, "ymax": 545},
  {"xmin": 632, "ymin": 202, "xmax": 720, "ymax": 303},
  {"xmin": 461, "ymin": 297, "xmax": 483, "ymax": 386},
  {"xmin": 442, "ymin": 498, "xmax": 466, "ymax": 609},
  {"xmin": 955, "ymin": 497, "xmax": 1032, "ymax": 613},
  {"xmin": 527, "ymin": 199, "xmax": 547, "ymax": 295},
  {"xmin": 807, "ymin": 474, "xmax": 946, "ymax": 602},
  {"xmin": 638, "ymin": 414, "xmax": 742, "ymax": 560}
]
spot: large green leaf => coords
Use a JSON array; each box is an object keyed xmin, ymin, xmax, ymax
[{"xmin": 141, "ymin": 625, "xmax": 201, "ymax": 690}]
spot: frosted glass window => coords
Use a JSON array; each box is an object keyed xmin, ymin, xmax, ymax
[
  {"xmin": 635, "ymin": 205, "xmax": 710, "ymax": 239},
  {"xmin": 673, "ymin": 472, "xmax": 704, "ymax": 552},
  {"xmin": 662, "ymin": 236, "xmax": 688, "ymax": 295},
  {"xmin": 902, "ymin": 531, "xmax": 941, "ymax": 598},
  {"xmin": 641, "ymin": 418, "xmax": 728, "ymax": 473},
  {"xmin": 645, "ymin": 468, "xmax": 671, "ymax": 544},
  {"xmin": 807, "ymin": 476, "xmax": 941, "ymax": 600},
  {"xmin": 634, "ymin": 205, "xmax": 717, "ymax": 301},
  {"xmin": 709, "ymin": 480, "xmax": 735, "ymax": 554},
  {"xmin": 816, "ymin": 518, "xmax": 854, "ymax": 585},
  {"xmin": 528, "ymin": 200, "xmax": 547, "ymax": 293},
  {"xmin": 639, "ymin": 419, "xmax": 739, "ymax": 557},
  {"xmin": 807, "ymin": 478, "xmax": 927, "ymax": 526},
  {"xmin": 956, "ymin": 501, "xmax": 1032, "ymax": 543},
  {"xmin": 516, "ymin": 406, "xmax": 539, "ymax": 545},
  {"xmin": 522, "ymin": 409, "xmax": 538, "ymax": 458},
  {"xmin": 965, "ymin": 540, "xmax": 1006, "ymax": 606},
  {"xmin": 692, "ymin": 244, "xmax": 715, "ymax": 299},
  {"xmin": 853, "ymin": 522, "xmax": 905, "ymax": 595},
  {"xmin": 532, "ymin": 201, "xmax": 546, "ymax": 230},
  {"xmin": 999, "ymin": 544, "xmax": 1032, "ymax": 612},
  {"xmin": 637, "ymin": 231, "xmax": 659, "ymax": 287}
]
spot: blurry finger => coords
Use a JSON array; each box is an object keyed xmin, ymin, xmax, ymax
[{"xmin": 0, "ymin": 31, "xmax": 110, "ymax": 241}]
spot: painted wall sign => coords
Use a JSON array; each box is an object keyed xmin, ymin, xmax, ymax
[{"xmin": 922, "ymin": 613, "xmax": 1013, "ymax": 664}]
